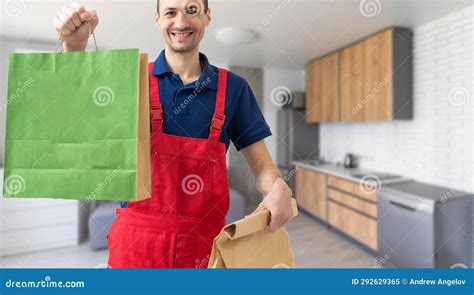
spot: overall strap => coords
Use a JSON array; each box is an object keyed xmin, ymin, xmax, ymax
[
  {"xmin": 148, "ymin": 62, "xmax": 163, "ymax": 133},
  {"xmin": 209, "ymin": 68, "xmax": 228, "ymax": 142}
]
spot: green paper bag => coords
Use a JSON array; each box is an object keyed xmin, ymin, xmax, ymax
[{"xmin": 3, "ymin": 49, "xmax": 151, "ymax": 202}]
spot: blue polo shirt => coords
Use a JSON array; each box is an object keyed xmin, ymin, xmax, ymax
[{"xmin": 120, "ymin": 50, "xmax": 271, "ymax": 208}]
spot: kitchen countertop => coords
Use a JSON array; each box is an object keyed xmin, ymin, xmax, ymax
[
  {"xmin": 292, "ymin": 160, "xmax": 412, "ymax": 185},
  {"xmin": 379, "ymin": 181, "xmax": 472, "ymax": 205}
]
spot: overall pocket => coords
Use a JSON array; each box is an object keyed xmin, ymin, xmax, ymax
[
  {"xmin": 153, "ymin": 152, "xmax": 214, "ymax": 217},
  {"xmin": 107, "ymin": 225, "xmax": 156, "ymax": 268},
  {"xmin": 176, "ymin": 156, "xmax": 213, "ymax": 216}
]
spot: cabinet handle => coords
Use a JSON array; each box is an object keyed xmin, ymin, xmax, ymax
[{"xmin": 389, "ymin": 200, "xmax": 416, "ymax": 212}]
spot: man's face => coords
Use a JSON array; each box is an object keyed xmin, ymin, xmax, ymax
[{"xmin": 155, "ymin": 0, "xmax": 210, "ymax": 53}]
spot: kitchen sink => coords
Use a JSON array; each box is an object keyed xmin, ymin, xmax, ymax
[
  {"xmin": 350, "ymin": 172, "xmax": 402, "ymax": 181},
  {"xmin": 304, "ymin": 160, "xmax": 326, "ymax": 166}
]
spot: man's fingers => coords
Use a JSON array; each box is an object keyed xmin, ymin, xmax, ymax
[
  {"xmin": 81, "ymin": 10, "xmax": 99, "ymax": 32},
  {"xmin": 53, "ymin": 16, "xmax": 71, "ymax": 35},
  {"xmin": 267, "ymin": 210, "xmax": 283, "ymax": 232},
  {"xmin": 58, "ymin": 12, "xmax": 75, "ymax": 31},
  {"xmin": 70, "ymin": 2, "xmax": 86, "ymax": 15},
  {"xmin": 64, "ymin": 6, "xmax": 81, "ymax": 27},
  {"xmin": 267, "ymin": 208, "xmax": 295, "ymax": 232}
]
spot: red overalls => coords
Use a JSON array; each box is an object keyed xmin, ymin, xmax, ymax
[{"xmin": 107, "ymin": 63, "xmax": 230, "ymax": 268}]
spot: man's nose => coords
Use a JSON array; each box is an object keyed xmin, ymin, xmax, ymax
[{"xmin": 174, "ymin": 11, "xmax": 192, "ymax": 29}]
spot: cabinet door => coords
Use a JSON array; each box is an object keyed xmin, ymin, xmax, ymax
[
  {"xmin": 295, "ymin": 168, "xmax": 327, "ymax": 221},
  {"xmin": 328, "ymin": 200, "xmax": 378, "ymax": 251},
  {"xmin": 305, "ymin": 53, "xmax": 339, "ymax": 122},
  {"xmin": 363, "ymin": 29, "xmax": 393, "ymax": 121},
  {"xmin": 340, "ymin": 42, "xmax": 365, "ymax": 122},
  {"xmin": 305, "ymin": 60, "xmax": 319, "ymax": 122}
]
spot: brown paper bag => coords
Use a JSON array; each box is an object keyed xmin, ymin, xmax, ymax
[
  {"xmin": 208, "ymin": 198, "xmax": 298, "ymax": 268},
  {"xmin": 136, "ymin": 53, "xmax": 152, "ymax": 201}
]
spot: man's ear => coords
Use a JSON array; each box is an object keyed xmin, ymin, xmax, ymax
[
  {"xmin": 205, "ymin": 8, "xmax": 211, "ymax": 26},
  {"xmin": 155, "ymin": 11, "xmax": 160, "ymax": 26}
]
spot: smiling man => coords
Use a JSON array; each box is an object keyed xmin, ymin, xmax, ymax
[{"xmin": 53, "ymin": 0, "xmax": 294, "ymax": 268}]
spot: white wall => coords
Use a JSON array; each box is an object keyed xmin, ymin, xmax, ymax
[
  {"xmin": 319, "ymin": 5, "xmax": 473, "ymax": 193},
  {"xmin": 263, "ymin": 67, "xmax": 305, "ymax": 161}
]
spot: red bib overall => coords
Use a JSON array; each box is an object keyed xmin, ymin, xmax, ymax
[{"xmin": 107, "ymin": 63, "xmax": 230, "ymax": 268}]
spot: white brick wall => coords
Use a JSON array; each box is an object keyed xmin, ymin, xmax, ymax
[{"xmin": 319, "ymin": 5, "xmax": 473, "ymax": 193}]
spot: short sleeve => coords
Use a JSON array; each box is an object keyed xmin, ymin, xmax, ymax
[{"xmin": 227, "ymin": 81, "xmax": 272, "ymax": 151}]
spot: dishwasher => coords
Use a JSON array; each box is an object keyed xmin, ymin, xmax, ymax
[{"xmin": 377, "ymin": 181, "xmax": 472, "ymax": 268}]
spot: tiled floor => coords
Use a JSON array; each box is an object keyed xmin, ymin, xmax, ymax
[
  {"xmin": 0, "ymin": 212, "xmax": 375, "ymax": 268},
  {"xmin": 287, "ymin": 212, "xmax": 375, "ymax": 268}
]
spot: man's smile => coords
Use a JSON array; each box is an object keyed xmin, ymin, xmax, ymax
[{"xmin": 170, "ymin": 31, "xmax": 195, "ymax": 38}]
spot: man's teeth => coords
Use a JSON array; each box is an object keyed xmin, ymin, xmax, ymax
[{"xmin": 172, "ymin": 32, "xmax": 192, "ymax": 37}]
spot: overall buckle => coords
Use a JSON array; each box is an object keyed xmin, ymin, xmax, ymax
[
  {"xmin": 150, "ymin": 107, "xmax": 163, "ymax": 122},
  {"xmin": 211, "ymin": 113, "xmax": 225, "ymax": 131}
]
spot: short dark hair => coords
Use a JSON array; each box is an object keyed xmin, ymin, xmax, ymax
[{"xmin": 157, "ymin": 0, "xmax": 209, "ymax": 13}]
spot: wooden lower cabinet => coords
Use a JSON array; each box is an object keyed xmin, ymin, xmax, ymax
[
  {"xmin": 327, "ymin": 175, "xmax": 377, "ymax": 202},
  {"xmin": 328, "ymin": 200, "xmax": 378, "ymax": 251},
  {"xmin": 327, "ymin": 188, "xmax": 377, "ymax": 218},
  {"xmin": 295, "ymin": 168, "xmax": 327, "ymax": 221}
]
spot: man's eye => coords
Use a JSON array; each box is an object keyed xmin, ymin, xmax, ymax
[
  {"xmin": 185, "ymin": 5, "xmax": 199, "ymax": 15},
  {"xmin": 165, "ymin": 11, "xmax": 176, "ymax": 16}
]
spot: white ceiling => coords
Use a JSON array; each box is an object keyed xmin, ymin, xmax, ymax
[{"xmin": 1, "ymin": 0, "xmax": 470, "ymax": 69}]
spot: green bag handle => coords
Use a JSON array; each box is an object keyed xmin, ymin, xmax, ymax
[{"xmin": 56, "ymin": 20, "xmax": 98, "ymax": 53}]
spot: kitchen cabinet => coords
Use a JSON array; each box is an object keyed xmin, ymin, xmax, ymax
[
  {"xmin": 327, "ymin": 176, "xmax": 377, "ymax": 202},
  {"xmin": 294, "ymin": 165, "xmax": 379, "ymax": 251},
  {"xmin": 305, "ymin": 52, "xmax": 339, "ymax": 123},
  {"xmin": 295, "ymin": 168, "xmax": 327, "ymax": 221},
  {"xmin": 328, "ymin": 200, "xmax": 378, "ymax": 251},
  {"xmin": 362, "ymin": 28, "xmax": 412, "ymax": 121},
  {"xmin": 327, "ymin": 188, "xmax": 377, "ymax": 218},
  {"xmin": 326, "ymin": 176, "xmax": 378, "ymax": 251},
  {"xmin": 307, "ymin": 27, "xmax": 413, "ymax": 123},
  {"xmin": 340, "ymin": 41, "xmax": 365, "ymax": 122}
]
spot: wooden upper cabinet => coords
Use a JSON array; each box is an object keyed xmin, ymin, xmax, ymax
[
  {"xmin": 305, "ymin": 52, "xmax": 339, "ymax": 123},
  {"xmin": 306, "ymin": 27, "xmax": 413, "ymax": 123},
  {"xmin": 340, "ymin": 42, "xmax": 365, "ymax": 122},
  {"xmin": 362, "ymin": 29, "xmax": 394, "ymax": 121}
]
